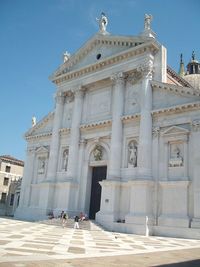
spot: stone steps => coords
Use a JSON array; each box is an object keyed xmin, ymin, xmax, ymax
[{"xmin": 38, "ymin": 218, "xmax": 104, "ymax": 231}]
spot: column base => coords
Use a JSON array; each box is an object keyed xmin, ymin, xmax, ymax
[
  {"xmin": 158, "ymin": 215, "xmax": 189, "ymax": 228},
  {"xmin": 191, "ymin": 218, "xmax": 200, "ymax": 228}
]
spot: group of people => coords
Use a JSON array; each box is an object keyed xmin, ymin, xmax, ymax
[{"xmin": 60, "ymin": 211, "xmax": 88, "ymax": 229}]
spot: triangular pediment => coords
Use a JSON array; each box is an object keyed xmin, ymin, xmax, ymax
[
  {"xmin": 35, "ymin": 146, "xmax": 49, "ymax": 154},
  {"xmin": 162, "ymin": 126, "xmax": 189, "ymax": 136},
  {"xmin": 152, "ymin": 80, "xmax": 200, "ymax": 110},
  {"xmin": 25, "ymin": 111, "xmax": 54, "ymax": 139},
  {"xmin": 50, "ymin": 33, "xmax": 156, "ymax": 80}
]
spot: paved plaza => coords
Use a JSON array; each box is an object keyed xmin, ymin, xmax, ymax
[{"xmin": 0, "ymin": 217, "xmax": 200, "ymax": 266}]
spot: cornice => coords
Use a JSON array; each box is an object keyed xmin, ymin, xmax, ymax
[
  {"xmin": 151, "ymin": 80, "xmax": 200, "ymax": 97},
  {"xmin": 59, "ymin": 128, "xmax": 70, "ymax": 134},
  {"xmin": 51, "ymin": 41, "xmax": 159, "ymax": 85},
  {"xmin": 122, "ymin": 113, "xmax": 140, "ymax": 122},
  {"xmin": 25, "ymin": 111, "xmax": 54, "ymax": 137},
  {"xmin": 152, "ymin": 101, "xmax": 200, "ymax": 116},
  {"xmin": 26, "ymin": 132, "xmax": 52, "ymax": 141},
  {"xmin": 80, "ymin": 119, "xmax": 112, "ymax": 130}
]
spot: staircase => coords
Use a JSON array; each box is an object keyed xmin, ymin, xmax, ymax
[{"xmin": 38, "ymin": 218, "xmax": 104, "ymax": 231}]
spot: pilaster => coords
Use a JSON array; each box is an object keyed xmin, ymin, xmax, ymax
[{"xmin": 191, "ymin": 119, "xmax": 200, "ymax": 228}]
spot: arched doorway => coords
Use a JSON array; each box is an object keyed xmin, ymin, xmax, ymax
[{"xmin": 89, "ymin": 166, "xmax": 107, "ymax": 219}]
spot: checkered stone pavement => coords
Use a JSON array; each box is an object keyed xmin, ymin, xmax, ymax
[{"xmin": 0, "ymin": 217, "xmax": 200, "ymax": 264}]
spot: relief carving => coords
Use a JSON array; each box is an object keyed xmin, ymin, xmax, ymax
[
  {"xmin": 169, "ymin": 144, "xmax": 183, "ymax": 167},
  {"xmin": 93, "ymin": 145, "xmax": 103, "ymax": 161}
]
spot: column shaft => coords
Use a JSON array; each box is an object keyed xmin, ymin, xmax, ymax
[
  {"xmin": 47, "ymin": 92, "xmax": 65, "ymax": 181},
  {"xmin": 108, "ymin": 73, "xmax": 125, "ymax": 179},
  {"xmin": 137, "ymin": 63, "xmax": 153, "ymax": 178},
  {"xmin": 67, "ymin": 89, "xmax": 84, "ymax": 179}
]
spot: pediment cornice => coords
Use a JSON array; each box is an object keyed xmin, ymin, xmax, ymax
[
  {"xmin": 152, "ymin": 101, "xmax": 200, "ymax": 116},
  {"xmin": 151, "ymin": 80, "xmax": 200, "ymax": 97},
  {"xmin": 162, "ymin": 126, "xmax": 189, "ymax": 136},
  {"xmin": 50, "ymin": 39, "xmax": 159, "ymax": 85},
  {"xmin": 25, "ymin": 111, "xmax": 54, "ymax": 137}
]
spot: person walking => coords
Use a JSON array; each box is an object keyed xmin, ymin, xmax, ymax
[{"xmin": 74, "ymin": 215, "xmax": 80, "ymax": 229}]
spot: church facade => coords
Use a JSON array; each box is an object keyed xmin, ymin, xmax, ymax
[{"xmin": 15, "ymin": 14, "xmax": 200, "ymax": 238}]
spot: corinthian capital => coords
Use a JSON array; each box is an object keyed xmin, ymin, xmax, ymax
[
  {"xmin": 111, "ymin": 72, "xmax": 125, "ymax": 85},
  {"xmin": 72, "ymin": 85, "xmax": 85, "ymax": 99},
  {"xmin": 152, "ymin": 126, "xmax": 160, "ymax": 138},
  {"xmin": 191, "ymin": 119, "xmax": 200, "ymax": 132},
  {"xmin": 55, "ymin": 92, "xmax": 65, "ymax": 104},
  {"xmin": 137, "ymin": 60, "xmax": 154, "ymax": 79}
]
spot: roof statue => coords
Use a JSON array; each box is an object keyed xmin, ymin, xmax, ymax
[
  {"xmin": 96, "ymin": 12, "xmax": 109, "ymax": 35},
  {"xmin": 141, "ymin": 13, "xmax": 155, "ymax": 38},
  {"xmin": 191, "ymin": 51, "xmax": 197, "ymax": 62},
  {"xmin": 63, "ymin": 51, "xmax": 71, "ymax": 63},
  {"xmin": 32, "ymin": 116, "xmax": 36, "ymax": 127},
  {"xmin": 144, "ymin": 14, "xmax": 153, "ymax": 30}
]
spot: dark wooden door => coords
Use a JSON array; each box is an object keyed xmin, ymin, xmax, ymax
[{"xmin": 89, "ymin": 166, "xmax": 107, "ymax": 219}]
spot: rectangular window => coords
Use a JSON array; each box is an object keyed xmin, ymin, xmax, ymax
[
  {"xmin": 10, "ymin": 194, "xmax": 15, "ymax": 206},
  {"xmin": 5, "ymin": 166, "xmax": 11, "ymax": 173},
  {"xmin": 3, "ymin": 177, "xmax": 9, "ymax": 186},
  {"xmin": 1, "ymin": 193, "xmax": 7, "ymax": 203}
]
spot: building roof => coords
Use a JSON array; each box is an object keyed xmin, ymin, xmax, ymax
[
  {"xmin": 0, "ymin": 155, "xmax": 24, "ymax": 167},
  {"xmin": 167, "ymin": 65, "xmax": 192, "ymax": 88}
]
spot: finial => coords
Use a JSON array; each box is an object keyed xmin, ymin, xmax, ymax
[
  {"xmin": 32, "ymin": 116, "xmax": 36, "ymax": 127},
  {"xmin": 179, "ymin": 53, "xmax": 185, "ymax": 77},
  {"xmin": 144, "ymin": 14, "xmax": 153, "ymax": 30},
  {"xmin": 180, "ymin": 53, "xmax": 183, "ymax": 63},
  {"xmin": 63, "ymin": 51, "xmax": 71, "ymax": 63},
  {"xmin": 96, "ymin": 12, "xmax": 109, "ymax": 35},
  {"xmin": 192, "ymin": 51, "xmax": 195, "ymax": 61}
]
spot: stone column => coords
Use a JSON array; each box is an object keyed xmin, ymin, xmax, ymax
[
  {"xmin": 125, "ymin": 60, "xmax": 155, "ymax": 230},
  {"xmin": 46, "ymin": 92, "xmax": 65, "ymax": 182},
  {"xmin": 67, "ymin": 88, "xmax": 85, "ymax": 180},
  {"xmin": 191, "ymin": 120, "xmax": 200, "ymax": 228},
  {"xmin": 137, "ymin": 60, "xmax": 154, "ymax": 179},
  {"xmin": 18, "ymin": 147, "xmax": 35, "ymax": 208},
  {"xmin": 15, "ymin": 147, "xmax": 35, "ymax": 219},
  {"xmin": 108, "ymin": 72, "xmax": 125, "ymax": 180}
]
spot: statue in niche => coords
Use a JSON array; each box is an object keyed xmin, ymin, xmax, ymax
[
  {"xmin": 96, "ymin": 12, "xmax": 108, "ymax": 34},
  {"xmin": 144, "ymin": 14, "xmax": 153, "ymax": 30},
  {"xmin": 128, "ymin": 141, "xmax": 137, "ymax": 167},
  {"xmin": 38, "ymin": 158, "xmax": 45, "ymax": 174},
  {"xmin": 93, "ymin": 145, "xmax": 103, "ymax": 161},
  {"xmin": 62, "ymin": 149, "xmax": 69, "ymax": 171}
]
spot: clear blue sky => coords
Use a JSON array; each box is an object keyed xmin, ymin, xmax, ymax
[{"xmin": 0, "ymin": 0, "xmax": 199, "ymax": 161}]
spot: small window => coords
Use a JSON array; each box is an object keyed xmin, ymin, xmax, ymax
[
  {"xmin": 1, "ymin": 193, "xmax": 7, "ymax": 203},
  {"xmin": 3, "ymin": 177, "xmax": 9, "ymax": 186},
  {"xmin": 10, "ymin": 194, "xmax": 14, "ymax": 206},
  {"xmin": 5, "ymin": 166, "xmax": 11, "ymax": 173},
  {"xmin": 96, "ymin": 53, "xmax": 101, "ymax": 60}
]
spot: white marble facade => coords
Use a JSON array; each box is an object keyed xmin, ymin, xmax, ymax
[{"xmin": 15, "ymin": 15, "xmax": 200, "ymax": 238}]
